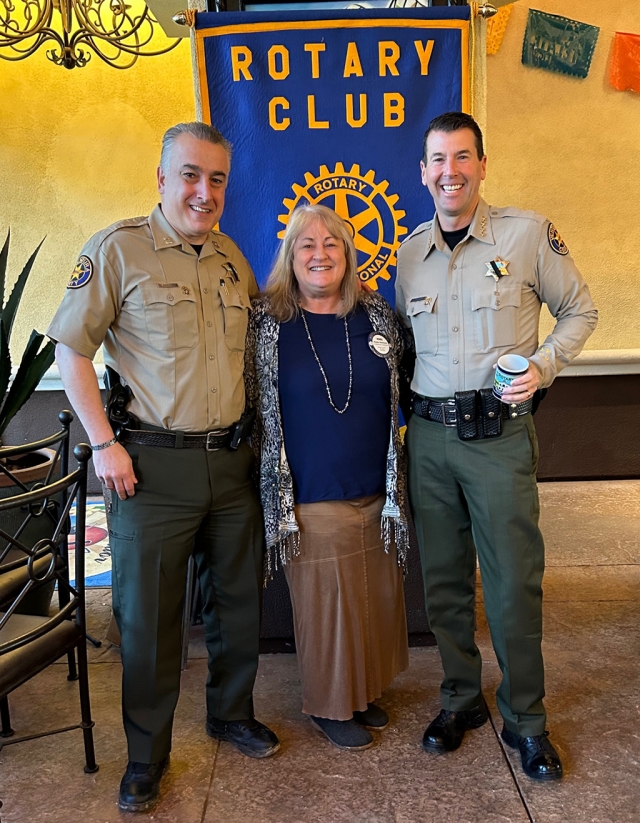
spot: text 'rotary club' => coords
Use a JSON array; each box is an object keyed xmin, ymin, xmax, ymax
[{"xmin": 228, "ymin": 39, "xmax": 436, "ymax": 131}]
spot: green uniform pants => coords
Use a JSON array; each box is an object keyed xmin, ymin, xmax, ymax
[
  {"xmin": 407, "ymin": 413, "xmax": 547, "ymax": 737},
  {"xmin": 109, "ymin": 441, "xmax": 264, "ymax": 764}
]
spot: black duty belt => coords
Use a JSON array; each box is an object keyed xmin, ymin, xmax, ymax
[
  {"xmin": 121, "ymin": 427, "xmax": 233, "ymax": 451},
  {"xmin": 412, "ymin": 394, "xmax": 532, "ymax": 426},
  {"xmin": 411, "ymin": 390, "xmax": 533, "ymax": 442}
]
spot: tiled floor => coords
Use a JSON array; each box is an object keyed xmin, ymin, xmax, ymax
[{"xmin": 1, "ymin": 481, "xmax": 638, "ymax": 823}]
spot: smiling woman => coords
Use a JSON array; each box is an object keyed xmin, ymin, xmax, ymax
[
  {"xmin": 264, "ymin": 205, "xmax": 360, "ymax": 322},
  {"xmin": 291, "ymin": 217, "xmax": 347, "ymax": 312},
  {"xmin": 246, "ymin": 204, "xmax": 409, "ymax": 753}
]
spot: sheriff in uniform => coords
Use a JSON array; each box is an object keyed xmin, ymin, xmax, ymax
[
  {"xmin": 396, "ymin": 112, "xmax": 597, "ymax": 781},
  {"xmin": 48, "ymin": 123, "xmax": 279, "ymax": 814}
]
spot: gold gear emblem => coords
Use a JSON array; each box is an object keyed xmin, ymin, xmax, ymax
[{"xmin": 278, "ymin": 163, "xmax": 407, "ymax": 290}]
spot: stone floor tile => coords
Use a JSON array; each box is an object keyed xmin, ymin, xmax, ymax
[
  {"xmin": 476, "ymin": 564, "xmax": 640, "ymax": 606},
  {"xmin": 2, "ymin": 481, "xmax": 639, "ymax": 823},
  {"xmin": 539, "ymin": 481, "xmax": 640, "ymax": 566},
  {"xmin": 0, "ymin": 661, "xmax": 217, "ymax": 823},
  {"xmin": 540, "ymin": 564, "xmax": 640, "ymax": 603},
  {"xmin": 204, "ymin": 650, "xmax": 529, "ymax": 823},
  {"xmin": 482, "ymin": 600, "xmax": 640, "ymax": 823}
]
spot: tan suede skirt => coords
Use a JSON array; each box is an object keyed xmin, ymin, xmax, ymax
[{"xmin": 284, "ymin": 494, "xmax": 409, "ymax": 720}]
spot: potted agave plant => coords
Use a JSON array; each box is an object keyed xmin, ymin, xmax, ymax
[
  {"xmin": 0, "ymin": 229, "xmax": 56, "ymax": 458},
  {"xmin": 0, "ymin": 230, "xmax": 58, "ymax": 615}
]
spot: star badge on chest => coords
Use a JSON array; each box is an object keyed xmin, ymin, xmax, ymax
[{"xmin": 485, "ymin": 257, "xmax": 510, "ymax": 282}]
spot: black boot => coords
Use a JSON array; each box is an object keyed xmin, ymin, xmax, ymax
[
  {"xmin": 422, "ymin": 704, "xmax": 488, "ymax": 753},
  {"xmin": 206, "ymin": 717, "xmax": 280, "ymax": 758},
  {"xmin": 501, "ymin": 728, "xmax": 563, "ymax": 781},
  {"xmin": 118, "ymin": 757, "xmax": 169, "ymax": 813}
]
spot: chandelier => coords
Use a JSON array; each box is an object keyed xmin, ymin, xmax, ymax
[{"xmin": 0, "ymin": 0, "xmax": 182, "ymax": 69}]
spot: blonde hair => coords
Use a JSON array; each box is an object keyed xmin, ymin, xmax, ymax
[{"xmin": 264, "ymin": 204, "xmax": 361, "ymax": 322}]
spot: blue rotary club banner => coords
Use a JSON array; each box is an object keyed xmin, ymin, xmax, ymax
[{"xmin": 195, "ymin": 7, "xmax": 470, "ymax": 304}]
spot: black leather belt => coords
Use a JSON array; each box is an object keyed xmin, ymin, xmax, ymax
[
  {"xmin": 412, "ymin": 394, "xmax": 532, "ymax": 426},
  {"xmin": 413, "ymin": 398, "xmax": 458, "ymax": 426},
  {"xmin": 121, "ymin": 427, "xmax": 233, "ymax": 451}
]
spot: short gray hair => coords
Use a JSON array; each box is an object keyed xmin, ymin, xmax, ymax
[{"xmin": 160, "ymin": 122, "xmax": 232, "ymax": 170}]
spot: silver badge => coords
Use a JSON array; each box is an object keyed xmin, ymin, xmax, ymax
[{"xmin": 368, "ymin": 332, "xmax": 391, "ymax": 357}]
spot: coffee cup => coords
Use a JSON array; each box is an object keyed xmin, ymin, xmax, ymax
[{"xmin": 493, "ymin": 354, "xmax": 529, "ymax": 401}]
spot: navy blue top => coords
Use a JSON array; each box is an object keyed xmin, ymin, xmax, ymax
[{"xmin": 278, "ymin": 306, "xmax": 391, "ymax": 504}]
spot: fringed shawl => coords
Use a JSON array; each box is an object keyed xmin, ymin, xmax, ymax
[{"xmin": 245, "ymin": 292, "xmax": 408, "ymax": 580}]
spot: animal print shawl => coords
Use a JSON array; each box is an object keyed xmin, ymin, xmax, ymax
[{"xmin": 244, "ymin": 291, "xmax": 408, "ymax": 579}]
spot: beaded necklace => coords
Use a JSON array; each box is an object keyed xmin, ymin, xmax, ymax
[{"xmin": 299, "ymin": 309, "xmax": 352, "ymax": 414}]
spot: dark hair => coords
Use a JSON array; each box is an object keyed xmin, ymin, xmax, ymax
[
  {"xmin": 422, "ymin": 112, "xmax": 484, "ymax": 161},
  {"xmin": 160, "ymin": 122, "xmax": 232, "ymax": 170}
]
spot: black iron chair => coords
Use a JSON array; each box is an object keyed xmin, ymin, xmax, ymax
[
  {"xmin": 0, "ymin": 410, "xmax": 102, "ymax": 670},
  {"xmin": 0, "ymin": 411, "xmax": 74, "ymax": 619},
  {"xmin": 0, "ymin": 443, "xmax": 98, "ymax": 774}
]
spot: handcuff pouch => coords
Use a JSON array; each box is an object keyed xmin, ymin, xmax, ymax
[
  {"xmin": 478, "ymin": 389, "xmax": 502, "ymax": 439},
  {"xmin": 454, "ymin": 390, "xmax": 479, "ymax": 441}
]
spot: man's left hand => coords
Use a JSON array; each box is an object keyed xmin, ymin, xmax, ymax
[{"xmin": 500, "ymin": 362, "xmax": 543, "ymax": 404}]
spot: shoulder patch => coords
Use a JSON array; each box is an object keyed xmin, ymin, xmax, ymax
[
  {"xmin": 547, "ymin": 223, "xmax": 569, "ymax": 255},
  {"xmin": 67, "ymin": 255, "xmax": 93, "ymax": 289}
]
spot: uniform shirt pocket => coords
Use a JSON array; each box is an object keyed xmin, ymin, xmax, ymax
[
  {"xmin": 406, "ymin": 294, "xmax": 439, "ymax": 355},
  {"xmin": 219, "ymin": 280, "xmax": 249, "ymax": 351},
  {"xmin": 471, "ymin": 283, "xmax": 521, "ymax": 353},
  {"xmin": 139, "ymin": 282, "xmax": 199, "ymax": 351}
]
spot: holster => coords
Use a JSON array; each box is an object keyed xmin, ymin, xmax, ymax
[
  {"xmin": 104, "ymin": 366, "xmax": 138, "ymax": 439},
  {"xmin": 229, "ymin": 407, "xmax": 256, "ymax": 450},
  {"xmin": 454, "ymin": 389, "xmax": 502, "ymax": 441}
]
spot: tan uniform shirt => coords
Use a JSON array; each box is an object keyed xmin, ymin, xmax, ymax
[
  {"xmin": 47, "ymin": 205, "xmax": 259, "ymax": 431},
  {"xmin": 396, "ymin": 198, "xmax": 598, "ymax": 397}
]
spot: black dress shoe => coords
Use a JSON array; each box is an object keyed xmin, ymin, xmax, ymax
[
  {"xmin": 501, "ymin": 728, "xmax": 563, "ymax": 781},
  {"xmin": 422, "ymin": 704, "xmax": 489, "ymax": 753},
  {"xmin": 118, "ymin": 757, "xmax": 169, "ymax": 813},
  {"xmin": 206, "ymin": 717, "xmax": 280, "ymax": 758}
]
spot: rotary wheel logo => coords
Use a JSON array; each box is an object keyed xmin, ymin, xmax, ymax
[{"xmin": 278, "ymin": 163, "xmax": 407, "ymax": 290}]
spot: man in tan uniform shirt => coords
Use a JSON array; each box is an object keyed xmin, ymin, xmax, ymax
[
  {"xmin": 48, "ymin": 123, "xmax": 279, "ymax": 813},
  {"xmin": 396, "ymin": 112, "xmax": 597, "ymax": 781}
]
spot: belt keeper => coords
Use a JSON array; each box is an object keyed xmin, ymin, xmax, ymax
[{"xmin": 174, "ymin": 431, "xmax": 184, "ymax": 449}]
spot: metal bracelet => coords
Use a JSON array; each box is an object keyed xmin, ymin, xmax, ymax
[{"xmin": 91, "ymin": 437, "xmax": 118, "ymax": 451}]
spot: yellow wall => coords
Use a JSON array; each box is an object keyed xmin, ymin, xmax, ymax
[
  {"xmin": 485, "ymin": 0, "xmax": 640, "ymax": 350},
  {"xmin": 0, "ymin": 41, "xmax": 194, "ymax": 359},
  {"xmin": 1, "ymin": 0, "xmax": 639, "ymax": 358}
]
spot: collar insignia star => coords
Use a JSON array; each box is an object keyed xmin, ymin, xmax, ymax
[{"xmin": 485, "ymin": 257, "xmax": 510, "ymax": 281}]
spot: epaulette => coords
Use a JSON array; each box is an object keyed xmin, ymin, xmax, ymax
[
  {"xmin": 212, "ymin": 228, "xmax": 237, "ymax": 246},
  {"xmin": 489, "ymin": 206, "xmax": 546, "ymax": 226},
  {"xmin": 401, "ymin": 220, "xmax": 433, "ymax": 245},
  {"xmin": 92, "ymin": 216, "xmax": 150, "ymax": 247}
]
